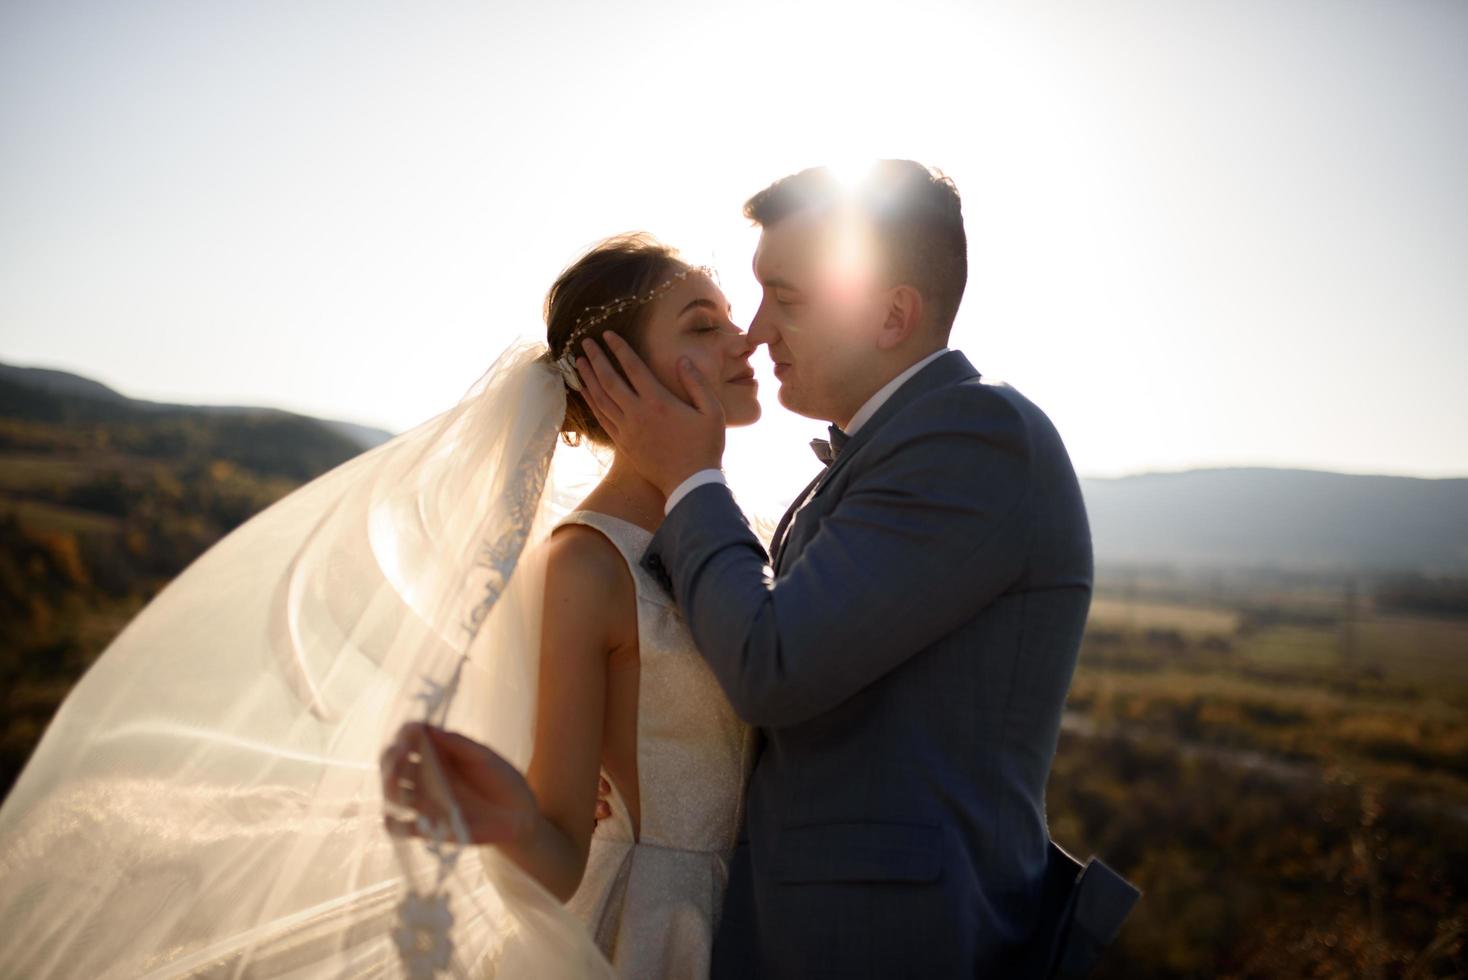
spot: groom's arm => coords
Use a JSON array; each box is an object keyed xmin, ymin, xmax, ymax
[{"xmin": 646, "ymin": 387, "xmax": 1033, "ymax": 728}]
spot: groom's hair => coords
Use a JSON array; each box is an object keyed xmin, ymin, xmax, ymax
[{"xmin": 744, "ymin": 160, "xmax": 967, "ymax": 334}]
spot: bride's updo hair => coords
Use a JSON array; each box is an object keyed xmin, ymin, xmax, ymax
[{"xmin": 544, "ymin": 232, "xmax": 690, "ymax": 447}]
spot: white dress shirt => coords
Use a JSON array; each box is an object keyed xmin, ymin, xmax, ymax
[{"xmin": 663, "ymin": 348, "xmax": 952, "ymax": 514}]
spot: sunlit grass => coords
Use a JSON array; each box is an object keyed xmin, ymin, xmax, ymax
[
  {"xmin": 1057, "ymin": 580, "xmax": 1468, "ymax": 976},
  {"xmin": 1089, "ymin": 596, "xmax": 1241, "ymax": 637}
]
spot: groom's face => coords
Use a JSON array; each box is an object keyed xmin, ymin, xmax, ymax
[{"xmin": 747, "ymin": 209, "xmax": 887, "ymax": 424}]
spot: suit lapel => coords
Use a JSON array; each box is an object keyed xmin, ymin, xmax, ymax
[
  {"xmin": 770, "ymin": 469, "xmax": 826, "ymax": 571},
  {"xmin": 806, "ymin": 350, "xmax": 981, "ymax": 505},
  {"xmin": 771, "ymin": 351, "xmax": 981, "ymax": 574}
]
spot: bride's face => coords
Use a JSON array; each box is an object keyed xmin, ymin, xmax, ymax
[{"xmin": 637, "ymin": 271, "xmax": 761, "ymax": 427}]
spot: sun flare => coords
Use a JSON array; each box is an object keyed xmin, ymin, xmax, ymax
[{"xmin": 826, "ymin": 156, "xmax": 879, "ymax": 190}]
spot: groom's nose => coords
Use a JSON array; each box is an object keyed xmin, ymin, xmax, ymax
[{"xmin": 747, "ymin": 301, "xmax": 778, "ymax": 348}]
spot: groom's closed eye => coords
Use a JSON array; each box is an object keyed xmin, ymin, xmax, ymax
[{"xmin": 758, "ymin": 276, "xmax": 804, "ymax": 306}]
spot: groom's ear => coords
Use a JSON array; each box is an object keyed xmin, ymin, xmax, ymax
[{"xmin": 875, "ymin": 284, "xmax": 925, "ymax": 352}]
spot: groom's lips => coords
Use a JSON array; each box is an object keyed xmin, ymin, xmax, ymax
[{"xmin": 773, "ymin": 362, "xmax": 792, "ymax": 379}]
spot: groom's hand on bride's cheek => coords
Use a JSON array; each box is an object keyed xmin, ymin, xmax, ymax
[{"xmin": 575, "ymin": 334, "xmax": 724, "ymax": 498}]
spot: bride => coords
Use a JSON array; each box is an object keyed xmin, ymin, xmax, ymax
[{"xmin": 0, "ymin": 233, "xmax": 762, "ymax": 978}]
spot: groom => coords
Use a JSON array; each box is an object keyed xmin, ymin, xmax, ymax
[{"xmin": 577, "ymin": 161, "xmax": 1093, "ymax": 976}]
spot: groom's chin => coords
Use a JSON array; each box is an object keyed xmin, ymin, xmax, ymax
[{"xmin": 775, "ymin": 386, "xmax": 815, "ymax": 420}]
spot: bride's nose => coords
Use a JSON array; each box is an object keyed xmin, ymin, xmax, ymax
[{"xmin": 725, "ymin": 324, "xmax": 755, "ymax": 360}]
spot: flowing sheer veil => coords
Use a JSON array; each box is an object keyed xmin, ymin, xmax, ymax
[{"xmin": 0, "ymin": 343, "xmax": 615, "ymax": 978}]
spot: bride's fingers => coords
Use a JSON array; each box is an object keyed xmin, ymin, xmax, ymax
[
  {"xmin": 380, "ymin": 744, "xmax": 407, "ymax": 795},
  {"xmin": 385, "ymin": 772, "xmax": 456, "ymax": 827},
  {"xmin": 383, "ymin": 807, "xmax": 459, "ymax": 840},
  {"xmin": 380, "ymin": 721, "xmax": 428, "ymax": 772},
  {"xmin": 579, "ymin": 338, "xmax": 637, "ymax": 411},
  {"xmin": 382, "ymin": 768, "xmax": 427, "ymax": 814},
  {"xmin": 381, "ymin": 738, "xmax": 440, "ymax": 809},
  {"xmin": 387, "ymin": 785, "xmax": 513, "ymax": 845},
  {"xmin": 427, "ymin": 729, "xmax": 532, "ymax": 809},
  {"xmin": 424, "ymin": 726, "xmax": 507, "ymax": 771}
]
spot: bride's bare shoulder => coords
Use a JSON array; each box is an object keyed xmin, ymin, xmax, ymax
[{"xmin": 543, "ymin": 523, "xmax": 635, "ymax": 617}]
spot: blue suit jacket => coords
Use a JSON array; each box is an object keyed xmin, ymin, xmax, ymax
[{"xmin": 642, "ymin": 350, "xmax": 1093, "ymax": 977}]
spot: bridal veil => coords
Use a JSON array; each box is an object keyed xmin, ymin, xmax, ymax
[{"xmin": 0, "ymin": 344, "xmax": 614, "ymax": 978}]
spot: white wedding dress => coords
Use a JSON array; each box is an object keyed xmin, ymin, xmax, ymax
[{"xmin": 558, "ymin": 511, "xmax": 756, "ymax": 978}]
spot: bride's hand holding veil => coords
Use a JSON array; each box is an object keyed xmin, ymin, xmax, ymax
[{"xmin": 381, "ymin": 722, "xmax": 538, "ymax": 846}]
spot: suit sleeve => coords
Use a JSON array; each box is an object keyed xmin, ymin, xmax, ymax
[{"xmin": 643, "ymin": 390, "xmax": 1033, "ymax": 728}]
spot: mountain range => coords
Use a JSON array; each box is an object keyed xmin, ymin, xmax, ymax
[
  {"xmin": 1081, "ymin": 468, "xmax": 1468, "ymax": 574},
  {"xmin": 2, "ymin": 360, "xmax": 1464, "ymax": 574},
  {"xmin": 0, "ymin": 361, "xmax": 394, "ymax": 452}
]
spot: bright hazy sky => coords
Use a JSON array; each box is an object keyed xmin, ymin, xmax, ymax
[{"xmin": 2, "ymin": 1, "xmax": 1465, "ymax": 518}]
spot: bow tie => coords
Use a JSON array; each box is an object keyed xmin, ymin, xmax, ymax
[{"xmin": 809, "ymin": 424, "xmax": 850, "ymax": 465}]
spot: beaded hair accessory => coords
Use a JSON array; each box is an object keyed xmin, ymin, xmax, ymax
[{"xmin": 554, "ymin": 264, "xmax": 715, "ymax": 392}]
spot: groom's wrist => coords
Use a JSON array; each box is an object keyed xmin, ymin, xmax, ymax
[{"xmin": 664, "ymin": 469, "xmax": 726, "ymax": 514}]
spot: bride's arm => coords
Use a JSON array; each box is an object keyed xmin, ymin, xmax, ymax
[
  {"xmin": 382, "ymin": 526, "xmax": 633, "ymax": 903},
  {"xmin": 498, "ymin": 526, "xmax": 634, "ymax": 900}
]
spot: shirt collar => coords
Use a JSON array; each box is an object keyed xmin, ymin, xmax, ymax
[{"xmin": 843, "ymin": 348, "xmax": 951, "ymax": 437}]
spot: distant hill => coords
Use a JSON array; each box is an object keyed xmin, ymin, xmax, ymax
[
  {"xmin": 0, "ymin": 363, "xmax": 130, "ymax": 404},
  {"xmin": 0, "ymin": 359, "xmax": 399, "ymax": 798},
  {"xmin": 1083, "ymin": 468, "xmax": 1468, "ymax": 574},
  {"xmin": 0, "ymin": 361, "xmax": 395, "ymax": 452},
  {"xmin": 4, "ymin": 360, "xmax": 1465, "ymax": 575}
]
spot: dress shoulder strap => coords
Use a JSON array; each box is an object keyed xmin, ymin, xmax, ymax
[{"xmin": 555, "ymin": 510, "xmax": 668, "ymax": 607}]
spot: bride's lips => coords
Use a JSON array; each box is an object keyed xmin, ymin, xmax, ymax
[{"xmin": 727, "ymin": 370, "xmax": 758, "ymax": 386}]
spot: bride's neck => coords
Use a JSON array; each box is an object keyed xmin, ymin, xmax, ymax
[{"xmin": 581, "ymin": 457, "xmax": 666, "ymax": 534}]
